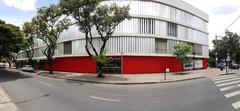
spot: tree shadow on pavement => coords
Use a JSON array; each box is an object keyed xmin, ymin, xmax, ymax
[{"xmin": 0, "ymin": 69, "xmax": 32, "ymax": 83}]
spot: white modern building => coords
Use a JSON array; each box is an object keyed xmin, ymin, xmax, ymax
[{"xmin": 17, "ymin": 0, "xmax": 209, "ymax": 74}]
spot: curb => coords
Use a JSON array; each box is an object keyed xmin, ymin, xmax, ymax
[
  {"xmin": 37, "ymin": 73, "xmax": 207, "ymax": 85},
  {"xmin": 8, "ymin": 69, "xmax": 235, "ymax": 85}
]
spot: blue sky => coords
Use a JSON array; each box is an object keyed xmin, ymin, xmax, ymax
[{"xmin": 0, "ymin": 0, "xmax": 58, "ymax": 26}]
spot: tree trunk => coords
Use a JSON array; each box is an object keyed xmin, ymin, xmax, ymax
[
  {"xmin": 48, "ymin": 58, "xmax": 53, "ymax": 74},
  {"xmin": 7, "ymin": 60, "xmax": 11, "ymax": 68},
  {"xmin": 29, "ymin": 59, "xmax": 33, "ymax": 66},
  {"xmin": 181, "ymin": 61, "xmax": 184, "ymax": 75},
  {"xmin": 97, "ymin": 63, "xmax": 104, "ymax": 78}
]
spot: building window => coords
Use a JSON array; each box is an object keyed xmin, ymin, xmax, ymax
[
  {"xmin": 193, "ymin": 44, "xmax": 202, "ymax": 55},
  {"xmin": 167, "ymin": 22, "xmax": 178, "ymax": 37},
  {"xmin": 64, "ymin": 41, "xmax": 72, "ymax": 55},
  {"xmin": 168, "ymin": 40, "xmax": 177, "ymax": 54},
  {"xmin": 155, "ymin": 39, "xmax": 167, "ymax": 54},
  {"xmin": 139, "ymin": 18, "xmax": 155, "ymax": 34}
]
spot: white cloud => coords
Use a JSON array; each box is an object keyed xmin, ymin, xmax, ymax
[
  {"xmin": 2, "ymin": 0, "xmax": 36, "ymax": 11},
  {"xmin": 183, "ymin": 0, "xmax": 240, "ymax": 49}
]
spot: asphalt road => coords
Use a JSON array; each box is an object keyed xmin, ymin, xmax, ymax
[{"xmin": 0, "ymin": 68, "xmax": 238, "ymax": 111}]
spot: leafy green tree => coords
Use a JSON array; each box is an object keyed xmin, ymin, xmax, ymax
[
  {"xmin": 0, "ymin": 19, "xmax": 24, "ymax": 67},
  {"xmin": 208, "ymin": 49, "xmax": 219, "ymax": 67},
  {"xmin": 22, "ymin": 22, "xmax": 37, "ymax": 66},
  {"xmin": 60, "ymin": 0, "xmax": 130, "ymax": 78},
  {"xmin": 212, "ymin": 30, "xmax": 240, "ymax": 64},
  {"xmin": 33, "ymin": 5, "xmax": 70, "ymax": 74},
  {"xmin": 173, "ymin": 44, "xmax": 192, "ymax": 73}
]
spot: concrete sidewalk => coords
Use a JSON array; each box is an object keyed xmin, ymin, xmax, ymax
[
  {"xmin": 36, "ymin": 68, "xmax": 234, "ymax": 84},
  {"xmin": 0, "ymin": 87, "xmax": 19, "ymax": 111}
]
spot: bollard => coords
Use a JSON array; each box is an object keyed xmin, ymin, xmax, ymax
[{"xmin": 164, "ymin": 68, "xmax": 170, "ymax": 80}]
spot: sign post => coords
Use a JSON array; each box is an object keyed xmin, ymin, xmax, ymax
[{"xmin": 226, "ymin": 53, "xmax": 230, "ymax": 74}]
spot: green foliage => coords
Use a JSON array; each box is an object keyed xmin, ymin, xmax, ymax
[
  {"xmin": 60, "ymin": 0, "xmax": 102, "ymax": 33},
  {"xmin": 212, "ymin": 30, "xmax": 240, "ymax": 63},
  {"xmin": 92, "ymin": 50, "xmax": 112, "ymax": 65},
  {"xmin": 0, "ymin": 19, "xmax": 24, "ymax": 61},
  {"xmin": 173, "ymin": 44, "xmax": 192, "ymax": 63},
  {"xmin": 208, "ymin": 49, "xmax": 217, "ymax": 67},
  {"xmin": 33, "ymin": 4, "xmax": 70, "ymax": 49},
  {"xmin": 33, "ymin": 4, "xmax": 71, "ymax": 74},
  {"xmin": 60, "ymin": 0, "xmax": 130, "ymax": 77},
  {"xmin": 60, "ymin": 0, "xmax": 130, "ymax": 56},
  {"xmin": 22, "ymin": 22, "xmax": 37, "ymax": 65}
]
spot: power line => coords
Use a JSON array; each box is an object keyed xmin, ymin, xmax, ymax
[{"xmin": 226, "ymin": 14, "xmax": 240, "ymax": 30}]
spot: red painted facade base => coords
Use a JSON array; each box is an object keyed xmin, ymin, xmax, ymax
[
  {"xmin": 44, "ymin": 57, "xmax": 96, "ymax": 73},
  {"xmin": 44, "ymin": 56, "xmax": 208, "ymax": 74},
  {"xmin": 122, "ymin": 56, "xmax": 182, "ymax": 74}
]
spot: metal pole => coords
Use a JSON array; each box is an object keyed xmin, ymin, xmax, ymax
[
  {"xmin": 215, "ymin": 52, "xmax": 218, "ymax": 68},
  {"xmin": 226, "ymin": 52, "xmax": 230, "ymax": 74},
  {"xmin": 164, "ymin": 70, "xmax": 166, "ymax": 80},
  {"xmin": 226, "ymin": 62, "xmax": 228, "ymax": 74}
]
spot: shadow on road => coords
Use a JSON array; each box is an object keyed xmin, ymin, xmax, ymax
[
  {"xmin": 15, "ymin": 94, "xmax": 50, "ymax": 105},
  {"xmin": 65, "ymin": 79, "xmax": 88, "ymax": 86},
  {"xmin": 65, "ymin": 74, "xmax": 129, "ymax": 85},
  {"xmin": 0, "ymin": 69, "xmax": 32, "ymax": 83}
]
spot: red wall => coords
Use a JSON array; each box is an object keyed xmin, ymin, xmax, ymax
[
  {"xmin": 122, "ymin": 56, "xmax": 182, "ymax": 74},
  {"xmin": 202, "ymin": 58, "xmax": 208, "ymax": 69},
  {"xmin": 44, "ymin": 56, "xmax": 96, "ymax": 73},
  {"xmin": 43, "ymin": 56, "xmax": 208, "ymax": 74}
]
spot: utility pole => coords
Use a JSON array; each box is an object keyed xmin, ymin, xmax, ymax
[{"xmin": 214, "ymin": 35, "xmax": 222, "ymax": 68}]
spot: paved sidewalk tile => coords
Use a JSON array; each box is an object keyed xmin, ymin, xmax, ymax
[{"xmin": 0, "ymin": 87, "xmax": 19, "ymax": 111}]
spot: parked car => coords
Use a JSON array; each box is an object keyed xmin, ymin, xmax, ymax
[
  {"xmin": 229, "ymin": 63, "xmax": 240, "ymax": 69},
  {"xmin": 0, "ymin": 63, "xmax": 6, "ymax": 69},
  {"xmin": 21, "ymin": 65, "xmax": 34, "ymax": 72}
]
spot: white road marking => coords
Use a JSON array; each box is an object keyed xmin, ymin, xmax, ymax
[
  {"xmin": 215, "ymin": 78, "xmax": 240, "ymax": 84},
  {"xmin": 225, "ymin": 90, "xmax": 240, "ymax": 98},
  {"xmin": 211, "ymin": 75, "xmax": 236, "ymax": 79},
  {"xmin": 90, "ymin": 96, "xmax": 121, "ymax": 102},
  {"xmin": 217, "ymin": 80, "xmax": 240, "ymax": 87},
  {"xmin": 220, "ymin": 85, "xmax": 239, "ymax": 91},
  {"xmin": 232, "ymin": 101, "xmax": 240, "ymax": 109},
  {"xmin": 212, "ymin": 76, "xmax": 238, "ymax": 81},
  {"xmin": 40, "ymin": 81, "xmax": 53, "ymax": 87}
]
